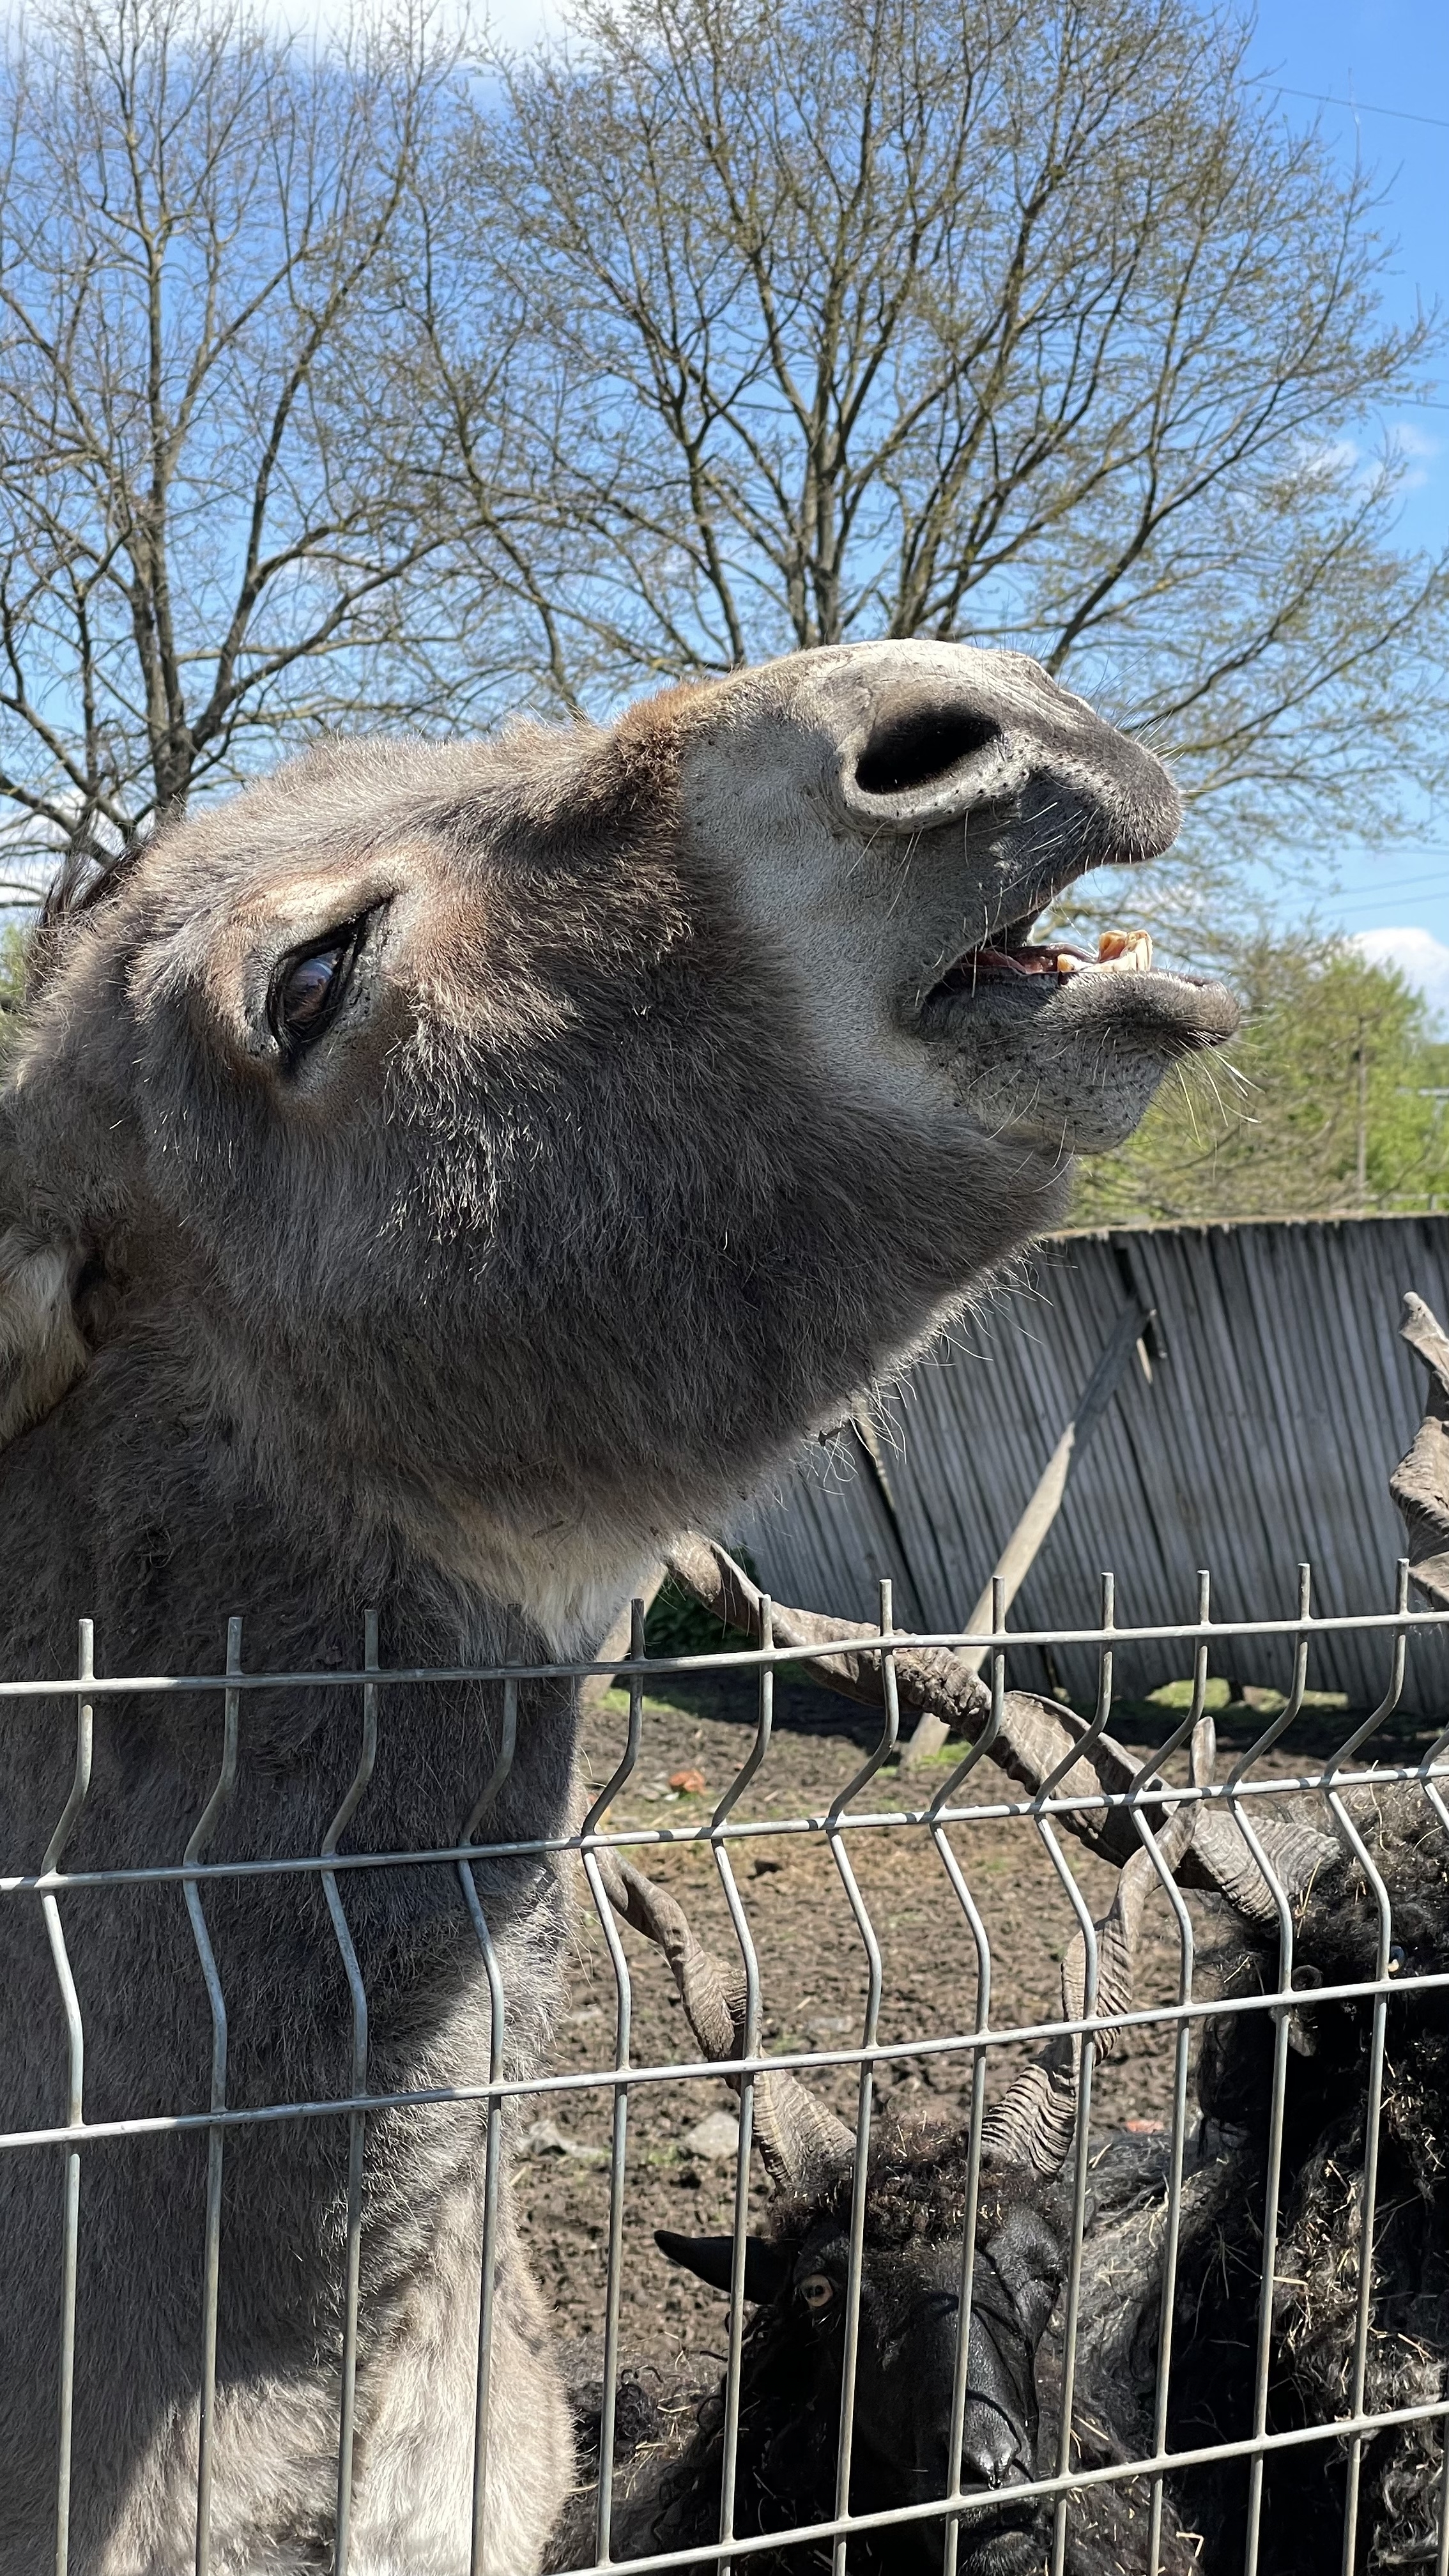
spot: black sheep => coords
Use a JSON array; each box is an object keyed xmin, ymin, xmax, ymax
[
  {"xmin": 559, "ymin": 1782, "xmax": 1449, "ymax": 2575},
  {"xmin": 548, "ymin": 1810, "xmax": 1208, "ymax": 2575},
  {"xmin": 1167, "ymin": 1793, "xmax": 1449, "ymax": 2574},
  {"xmin": 1158, "ymin": 1293, "xmax": 1449, "ymax": 2572}
]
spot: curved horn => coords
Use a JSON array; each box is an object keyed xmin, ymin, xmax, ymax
[
  {"xmin": 604, "ymin": 1855, "xmax": 854, "ymax": 2195},
  {"xmin": 1183, "ymin": 1809, "xmax": 1339, "ymax": 1926},
  {"xmin": 669, "ymin": 1537, "xmax": 1340, "ymax": 1922},
  {"xmin": 1391, "ymin": 1291, "xmax": 1449, "ymax": 1609},
  {"xmin": 666, "ymin": 1534, "xmax": 1151, "ymax": 1865},
  {"xmin": 980, "ymin": 1719, "xmax": 1213, "ymax": 2178}
]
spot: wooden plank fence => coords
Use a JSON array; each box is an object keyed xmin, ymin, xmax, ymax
[{"xmin": 732, "ymin": 1214, "xmax": 1449, "ymax": 1711}]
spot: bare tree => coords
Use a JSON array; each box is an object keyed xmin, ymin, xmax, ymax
[
  {"xmin": 6, "ymin": 0, "xmax": 1444, "ymax": 890},
  {"xmin": 0, "ymin": 0, "xmax": 476, "ymax": 862},
  {"xmin": 447, "ymin": 0, "xmax": 1448, "ymax": 871}
]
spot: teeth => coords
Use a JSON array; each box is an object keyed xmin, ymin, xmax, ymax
[
  {"xmin": 1097, "ymin": 930, "xmax": 1153, "ymax": 972},
  {"xmin": 1057, "ymin": 930, "xmax": 1154, "ymax": 977}
]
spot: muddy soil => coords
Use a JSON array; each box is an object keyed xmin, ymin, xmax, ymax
[{"xmin": 514, "ymin": 1666, "xmax": 1416, "ymax": 2381}]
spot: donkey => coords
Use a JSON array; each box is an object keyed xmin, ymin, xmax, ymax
[{"xmin": 0, "ymin": 643, "xmax": 1234, "ymax": 2573}]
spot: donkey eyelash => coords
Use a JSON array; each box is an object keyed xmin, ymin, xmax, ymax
[{"xmin": 267, "ymin": 917, "xmax": 367, "ymax": 1061}]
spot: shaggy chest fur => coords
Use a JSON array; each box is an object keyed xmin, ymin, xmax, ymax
[{"xmin": 0, "ymin": 1377, "xmax": 579, "ymax": 2576}]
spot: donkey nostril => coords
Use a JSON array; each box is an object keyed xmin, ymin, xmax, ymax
[{"xmin": 854, "ymin": 703, "xmax": 1000, "ymax": 797}]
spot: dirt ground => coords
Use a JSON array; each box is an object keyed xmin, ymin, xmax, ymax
[{"xmin": 514, "ymin": 1663, "xmax": 1431, "ymax": 2380}]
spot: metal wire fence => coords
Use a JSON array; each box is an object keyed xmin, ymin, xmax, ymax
[{"xmin": 4, "ymin": 1573, "xmax": 1449, "ymax": 2576}]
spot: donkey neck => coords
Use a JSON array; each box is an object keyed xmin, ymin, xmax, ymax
[{"xmin": 0, "ymin": 1305, "xmax": 588, "ymax": 1876}]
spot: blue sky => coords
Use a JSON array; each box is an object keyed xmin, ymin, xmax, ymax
[{"xmin": 1243, "ymin": 0, "xmax": 1448, "ymax": 1018}]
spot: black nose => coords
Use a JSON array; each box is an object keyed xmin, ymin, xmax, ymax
[{"xmin": 960, "ymin": 2398, "xmax": 1030, "ymax": 2492}]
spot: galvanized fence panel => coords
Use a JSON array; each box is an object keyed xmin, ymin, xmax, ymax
[{"xmin": 4, "ymin": 1576, "xmax": 1449, "ymax": 2576}]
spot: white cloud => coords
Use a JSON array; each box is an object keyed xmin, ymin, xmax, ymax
[
  {"xmin": 1351, "ymin": 926, "xmax": 1449, "ymax": 1029},
  {"xmin": 1388, "ymin": 420, "xmax": 1439, "ymax": 493},
  {"xmin": 1295, "ymin": 422, "xmax": 1440, "ymax": 501}
]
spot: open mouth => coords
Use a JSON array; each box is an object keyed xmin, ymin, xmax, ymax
[
  {"xmin": 932, "ymin": 925, "xmax": 1159, "ymax": 997},
  {"xmin": 921, "ymin": 909, "xmax": 1238, "ymax": 1074},
  {"xmin": 914, "ymin": 882, "xmax": 1239, "ymax": 1152}
]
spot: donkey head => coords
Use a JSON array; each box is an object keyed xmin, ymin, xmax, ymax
[{"xmin": 0, "ymin": 647, "xmax": 1231, "ymax": 1637}]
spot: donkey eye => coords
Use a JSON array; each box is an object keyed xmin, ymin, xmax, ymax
[
  {"xmin": 270, "ymin": 930, "xmax": 358, "ymax": 1055},
  {"xmin": 799, "ymin": 2274, "xmax": 834, "ymax": 2312}
]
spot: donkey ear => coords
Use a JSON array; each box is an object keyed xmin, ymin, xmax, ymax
[
  {"xmin": 0, "ymin": 1226, "xmax": 90, "ymax": 1446},
  {"xmin": 0, "ymin": 1073, "xmax": 125, "ymax": 1448},
  {"xmin": 0, "ymin": 885, "xmax": 143, "ymax": 1448}
]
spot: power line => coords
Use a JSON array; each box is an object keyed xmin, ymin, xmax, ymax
[
  {"xmin": 1333, "ymin": 894, "xmax": 1449, "ymax": 918},
  {"xmin": 1243, "ymin": 80, "xmax": 1449, "ymax": 415},
  {"xmin": 1332, "ymin": 866, "xmax": 1449, "ymax": 890},
  {"xmin": 1248, "ymin": 77, "xmax": 1449, "ymax": 132},
  {"xmin": 1331, "ymin": 868, "xmax": 1449, "ymax": 884},
  {"xmin": 1334, "ymin": 912, "xmax": 1449, "ymax": 924},
  {"xmin": 1243, "ymin": 79, "xmax": 1449, "ymax": 415},
  {"xmin": 1320, "ymin": 869, "xmax": 1449, "ymax": 914}
]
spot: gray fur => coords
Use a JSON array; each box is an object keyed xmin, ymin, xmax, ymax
[{"xmin": 0, "ymin": 642, "xmax": 1225, "ymax": 2572}]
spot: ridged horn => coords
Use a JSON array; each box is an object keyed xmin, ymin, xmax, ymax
[
  {"xmin": 1392, "ymin": 1291, "xmax": 1449, "ymax": 1609},
  {"xmin": 979, "ymin": 1717, "xmax": 1214, "ymax": 2178},
  {"xmin": 602, "ymin": 1854, "xmax": 854, "ymax": 2195},
  {"xmin": 663, "ymin": 1545, "xmax": 1340, "ymax": 1908},
  {"xmin": 1185, "ymin": 1809, "xmax": 1339, "ymax": 1926},
  {"xmin": 666, "ymin": 1533, "xmax": 1165, "ymax": 1868}
]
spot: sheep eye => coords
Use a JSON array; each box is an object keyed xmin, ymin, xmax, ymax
[
  {"xmin": 270, "ymin": 930, "xmax": 358, "ymax": 1055},
  {"xmin": 799, "ymin": 2274, "xmax": 834, "ymax": 2312}
]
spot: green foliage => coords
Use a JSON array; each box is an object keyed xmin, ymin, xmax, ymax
[
  {"xmin": 643, "ymin": 1549, "xmax": 760, "ymax": 1662},
  {"xmin": 643, "ymin": 1577, "xmax": 735, "ymax": 1662},
  {"xmin": 0, "ymin": 922, "xmax": 27, "ymax": 1048},
  {"xmin": 1073, "ymin": 937, "xmax": 1449, "ymax": 1223}
]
